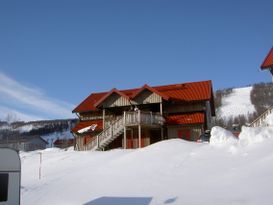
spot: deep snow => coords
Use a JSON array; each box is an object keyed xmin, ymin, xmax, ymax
[{"xmin": 20, "ymin": 126, "xmax": 273, "ymax": 205}]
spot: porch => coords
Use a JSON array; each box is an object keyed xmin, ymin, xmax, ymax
[{"xmin": 86, "ymin": 110, "xmax": 164, "ymax": 150}]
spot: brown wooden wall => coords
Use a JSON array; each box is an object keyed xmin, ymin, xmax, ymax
[
  {"xmin": 167, "ymin": 124, "xmax": 203, "ymax": 141},
  {"xmin": 165, "ymin": 102, "xmax": 205, "ymax": 114}
]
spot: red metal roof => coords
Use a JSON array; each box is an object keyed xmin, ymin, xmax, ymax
[
  {"xmin": 71, "ymin": 120, "xmax": 103, "ymax": 133},
  {"xmin": 154, "ymin": 81, "xmax": 212, "ymax": 102},
  {"xmin": 73, "ymin": 80, "xmax": 213, "ymax": 113},
  {"xmin": 261, "ymin": 47, "xmax": 273, "ymax": 69},
  {"xmin": 166, "ymin": 113, "xmax": 205, "ymax": 125}
]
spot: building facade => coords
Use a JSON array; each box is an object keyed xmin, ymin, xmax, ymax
[{"xmin": 71, "ymin": 80, "xmax": 215, "ymax": 151}]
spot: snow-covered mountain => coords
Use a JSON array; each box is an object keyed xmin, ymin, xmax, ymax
[{"xmin": 0, "ymin": 119, "xmax": 77, "ymax": 147}]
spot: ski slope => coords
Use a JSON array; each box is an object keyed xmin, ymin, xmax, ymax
[
  {"xmin": 21, "ymin": 126, "xmax": 273, "ymax": 205},
  {"xmin": 218, "ymin": 86, "xmax": 256, "ymax": 120}
]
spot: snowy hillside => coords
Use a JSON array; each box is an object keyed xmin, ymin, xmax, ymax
[
  {"xmin": 21, "ymin": 126, "xmax": 273, "ymax": 205},
  {"xmin": 0, "ymin": 119, "xmax": 77, "ymax": 147},
  {"xmin": 217, "ymin": 86, "xmax": 256, "ymax": 121}
]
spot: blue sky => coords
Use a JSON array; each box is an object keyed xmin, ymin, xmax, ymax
[{"xmin": 0, "ymin": 0, "xmax": 272, "ymax": 121}]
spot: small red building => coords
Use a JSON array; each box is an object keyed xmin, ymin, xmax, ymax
[
  {"xmin": 261, "ymin": 46, "xmax": 273, "ymax": 74},
  {"xmin": 53, "ymin": 139, "xmax": 74, "ymax": 149},
  {"xmin": 71, "ymin": 80, "xmax": 215, "ymax": 151}
]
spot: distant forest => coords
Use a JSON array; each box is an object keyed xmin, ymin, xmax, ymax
[
  {"xmin": 214, "ymin": 82, "xmax": 273, "ymax": 130},
  {"xmin": 0, "ymin": 119, "xmax": 77, "ymax": 141}
]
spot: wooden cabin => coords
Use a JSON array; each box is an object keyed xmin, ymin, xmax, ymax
[{"xmin": 71, "ymin": 80, "xmax": 215, "ymax": 151}]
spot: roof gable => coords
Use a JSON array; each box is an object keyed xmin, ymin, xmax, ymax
[
  {"xmin": 131, "ymin": 84, "xmax": 169, "ymax": 101},
  {"xmin": 94, "ymin": 88, "xmax": 131, "ymax": 108},
  {"xmin": 261, "ymin": 47, "xmax": 273, "ymax": 69}
]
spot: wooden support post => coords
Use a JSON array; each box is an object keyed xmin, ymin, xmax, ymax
[
  {"xmin": 160, "ymin": 101, "xmax": 164, "ymax": 140},
  {"xmin": 138, "ymin": 124, "xmax": 141, "ymax": 148},
  {"xmin": 138, "ymin": 109, "xmax": 141, "ymax": 148},
  {"xmin": 123, "ymin": 111, "xmax": 126, "ymax": 149},
  {"xmin": 102, "ymin": 109, "xmax": 105, "ymax": 130},
  {"xmin": 160, "ymin": 102, "xmax": 163, "ymax": 115}
]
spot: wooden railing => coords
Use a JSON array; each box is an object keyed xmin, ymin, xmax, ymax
[
  {"xmin": 250, "ymin": 105, "xmax": 273, "ymax": 127},
  {"xmin": 124, "ymin": 111, "xmax": 164, "ymax": 126},
  {"xmin": 86, "ymin": 111, "xmax": 164, "ymax": 150}
]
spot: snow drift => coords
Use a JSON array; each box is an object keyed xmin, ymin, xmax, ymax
[{"xmin": 20, "ymin": 126, "xmax": 273, "ymax": 205}]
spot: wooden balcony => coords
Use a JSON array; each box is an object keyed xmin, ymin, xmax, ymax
[{"xmin": 124, "ymin": 111, "xmax": 164, "ymax": 126}]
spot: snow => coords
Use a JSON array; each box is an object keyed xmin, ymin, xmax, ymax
[
  {"xmin": 218, "ymin": 87, "xmax": 256, "ymax": 120},
  {"xmin": 20, "ymin": 126, "xmax": 273, "ymax": 205},
  {"xmin": 78, "ymin": 124, "xmax": 98, "ymax": 134},
  {"xmin": 265, "ymin": 113, "xmax": 273, "ymax": 126},
  {"xmin": 41, "ymin": 130, "xmax": 74, "ymax": 148},
  {"xmin": 16, "ymin": 124, "xmax": 41, "ymax": 133},
  {"xmin": 210, "ymin": 126, "xmax": 238, "ymax": 147}
]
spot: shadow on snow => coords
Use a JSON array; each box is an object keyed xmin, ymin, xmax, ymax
[
  {"xmin": 83, "ymin": 196, "xmax": 152, "ymax": 205},
  {"xmin": 83, "ymin": 196, "xmax": 178, "ymax": 205}
]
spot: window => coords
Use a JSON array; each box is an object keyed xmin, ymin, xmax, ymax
[{"xmin": 0, "ymin": 173, "xmax": 9, "ymax": 202}]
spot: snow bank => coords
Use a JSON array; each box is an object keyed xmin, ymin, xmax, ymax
[
  {"xmin": 210, "ymin": 125, "xmax": 273, "ymax": 148},
  {"xmin": 239, "ymin": 126, "xmax": 273, "ymax": 147},
  {"xmin": 210, "ymin": 126, "xmax": 238, "ymax": 147},
  {"xmin": 20, "ymin": 126, "xmax": 273, "ymax": 205}
]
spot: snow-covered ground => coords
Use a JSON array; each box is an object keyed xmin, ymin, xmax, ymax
[
  {"xmin": 218, "ymin": 86, "xmax": 256, "ymax": 120},
  {"xmin": 21, "ymin": 126, "xmax": 273, "ymax": 205}
]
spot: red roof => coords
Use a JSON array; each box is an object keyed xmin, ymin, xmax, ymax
[
  {"xmin": 166, "ymin": 113, "xmax": 205, "ymax": 125},
  {"xmin": 73, "ymin": 80, "xmax": 213, "ymax": 113},
  {"xmin": 71, "ymin": 120, "xmax": 103, "ymax": 133},
  {"xmin": 261, "ymin": 47, "xmax": 273, "ymax": 69}
]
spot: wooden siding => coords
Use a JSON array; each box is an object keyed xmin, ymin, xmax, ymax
[
  {"xmin": 79, "ymin": 112, "xmax": 103, "ymax": 121},
  {"xmin": 133, "ymin": 90, "xmax": 162, "ymax": 105},
  {"xmin": 165, "ymin": 102, "xmax": 205, "ymax": 114},
  {"xmin": 102, "ymin": 93, "xmax": 131, "ymax": 108},
  {"xmin": 167, "ymin": 124, "xmax": 203, "ymax": 141},
  {"xmin": 122, "ymin": 128, "xmax": 151, "ymax": 148}
]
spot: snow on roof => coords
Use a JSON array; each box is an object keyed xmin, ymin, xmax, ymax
[{"xmin": 77, "ymin": 124, "xmax": 98, "ymax": 134}]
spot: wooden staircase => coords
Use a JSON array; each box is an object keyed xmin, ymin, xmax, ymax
[
  {"xmin": 85, "ymin": 111, "xmax": 165, "ymax": 151},
  {"xmin": 249, "ymin": 105, "xmax": 273, "ymax": 127}
]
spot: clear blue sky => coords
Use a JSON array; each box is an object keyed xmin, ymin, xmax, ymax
[{"xmin": 0, "ymin": 0, "xmax": 272, "ymax": 121}]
